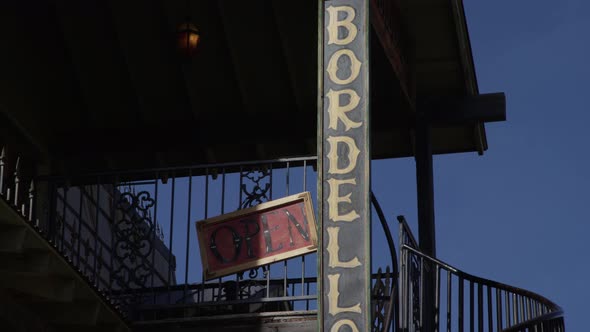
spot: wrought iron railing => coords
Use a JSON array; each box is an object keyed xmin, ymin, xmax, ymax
[
  {"xmin": 1, "ymin": 144, "xmax": 563, "ymax": 331},
  {"xmin": 28, "ymin": 155, "xmax": 398, "ymax": 328},
  {"xmin": 0, "ymin": 148, "xmax": 397, "ymax": 325},
  {"xmin": 32, "ymin": 157, "xmax": 319, "ymax": 318},
  {"xmin": 398, "ymin": 218, "xmax": 565, "ymax": 332},
  {"xmin": 0, "ymin": 147, "xmax": 35, "ymax": 223},
  {"xmin": 0, "ymin": 147, "xmax": 134, "ymax": 318}
]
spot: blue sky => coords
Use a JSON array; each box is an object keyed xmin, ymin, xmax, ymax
[{"xmin": 374, "ymin": 1, "xmax": 589, "ymax": 330}]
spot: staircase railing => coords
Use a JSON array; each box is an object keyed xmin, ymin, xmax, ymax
[
  {"xmin": 0, "ymin": 148, "xmax": 131, "ymax": 329},
  {"xmin": 398, "ymin": 218, "xmax": 564, "ymax": 331},
  {"xmin": 0, "ymin": 146, "xmax": 131, "ymax": 317}
]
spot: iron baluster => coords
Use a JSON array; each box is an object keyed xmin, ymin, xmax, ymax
[
  {"xmin": 269, "ymin": 163, "xmax": 273, "ymax": 200},
  {"xmin": 265, "ymin": 265, "xmax": 270, "ymax": 298},
  {"xmin": 167, "ymin": 174, "xmax": 176, "ymax": 304},
  {"xmin": 301, "ymin": 255, "xmax": 305, "ymax": 298},
  {"xmin": 505, "ymin": 290, "xmax": 511, "ymax": 327},
  {"xmin": 221, "ymin": 168, "xmax": 226, "ymax": 214},
  {"xmin": 517, "ymin": 295, "xmax": 526, "ymax": 322},
  {"xmin": 478, "ymin": 283, "xmax": 483, "ymax": 332},
  {"xmin": 435, "ymin": 266, "xmax": 440, "ymax": 332},
  {"xmin": 420, "ymin": 258, "xmax": 424, "ymax": 330},
  {"xmin": 111, "ymin": 189, "xmax": 156, "ymax": 289},
  {"xmin": 77, "ymin": 187, "xmax": 83, "ymax": 266},
  {"xmin": 487, "ymin": 286, "xmax": 493, "ymax": 332},
  {"xmin": 458, "ymin": 277, "xmax": 464, "ymax": 332},
  {"xmin": 28, "ymin": 180, "xmax": 34, "ymax": 222},
  {"xmin": 283, "ymin": 260, "xmax": 287, "ymax": 300},
  {"xmin": 0, "ymin": 147, "xmax": 5, "ymax": 195},
  {"xmin": 446, "ymin": 270, "xmax": 452, "ymax": 332},
  {"xmin": 183, "ymin": 169, "xmax": 193, "ymax": 304},
  {"xmin": 469, "ymin": 280, "xmax": 473, "ymax": 332},
  {"xmin": 150, "ymin": 174, "xmax": 159, "ymax": 305},
  {"xmin": 512, "ymin": 292, "xmax": 517, "ymax": 325},
  {"xmin": 93, "ymin": 182, "xmax": 100, "ymax": 284},
  {"xmin": 302, "ymin": 159, "xmax": 307, "ymax": 191},
  {"xmin": 200, "ymin": 169, "xmax": 209, "ymax": 305},
  {"xmin": 13, "ymin": 156, "xmax": 20, "ymax": 207},
  {"xmin": 286, "ymin": 161, "xmax": 290, "ymax": 196},
  {"xmin": 496, "ymin": 288, "xmax": 503, "ymax": 330}
]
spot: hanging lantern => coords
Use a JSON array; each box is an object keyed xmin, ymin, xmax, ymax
[{"xmin": 177, "ymin": 20, "xmax": 200, "ymax": 58}]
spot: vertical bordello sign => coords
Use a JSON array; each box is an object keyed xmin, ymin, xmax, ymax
[{"xmin": 319, "ymin": 0, "xmax": 370, "ymax": 331}]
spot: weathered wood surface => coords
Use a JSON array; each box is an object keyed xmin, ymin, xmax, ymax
[{"xmin": 320, "ymin": 0, "xmax": 371, "ymax": 330}]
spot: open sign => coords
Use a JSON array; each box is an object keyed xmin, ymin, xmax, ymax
[{"xmin": 196, "ymin": 192, "xmax": 317, "ymax": 280}]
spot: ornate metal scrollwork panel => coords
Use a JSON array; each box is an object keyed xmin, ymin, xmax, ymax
[
  {"xmin": 372, "ymin": 267, "xmax": 393, "ymax": 332},
  {"xmin": 111, "ymin": 190, "xmax": 156, "ymax": 289},
  {"xmin": 238, "ymin": 166, "xmax": 272, "ymax": 279},
  {"xmin": 239, "ymin": 167, "xmax": 271, "ymax": 209}
]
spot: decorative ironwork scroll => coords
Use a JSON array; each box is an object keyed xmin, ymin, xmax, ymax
[
  {"xmin": 371, "ymin": 267, "xmax": 393, "ymax": 332},
  {"xmin": 239, "ymin": 166, "xmax": 272, "ymax": 278},
  {"xmin": 111, "ymin": 190, "xmax": 156, "ymax": 289},
  {"xmin": 239, "ymin": 167, "xmax": 271, "ymax": 209}
]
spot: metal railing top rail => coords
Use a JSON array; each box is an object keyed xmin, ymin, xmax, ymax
[
  {"xmin": 502, "ymin": 310, "xmax": 565, "ymax": 332},
  {"xmin": 370, "ymin": 192, "xmax": 399, "ymax": 332},
  {"xmin": 397, "ymin": 215, "xmax": 418, "ymax": 249},
  {"xmin": 401, "ymin": 244, "xmax": 564, "ymax": 329},
  {"xmin": 402, "ymin": 245, "xmax": 562, "ymax": 312},
  {"xmin": 36, "ymin": 156, "xmax": 318, "ymax": 180},
  {"xmin": 371, "ymin": 192, "xmax": 398, "ymax": 278}
]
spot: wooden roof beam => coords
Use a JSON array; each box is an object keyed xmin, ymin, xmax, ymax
[
  {"xmin": 108, "ymin": 0, "xmax": 195, "ymax": 126},
  {"xmin": 420, "ymin": 92, "xmax": 506, "ymax": 125},
  {"xmin": 270, "ymin": 1, "xmax": 317, "ymax": 115},
  {"xmin": 370, "ymin": 0, "xmax": 414, "ymax": 108},
  {"xmin": 216, "ymin": 0, "xmax": 296, "ymax": 113},
  {"xmin": 53, "ymin": 0, "xmax": 143, "ymax": 127}
]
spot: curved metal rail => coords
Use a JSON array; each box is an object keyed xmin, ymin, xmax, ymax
[
  {"xmin": 370, "ymin": 192, "xmax": 399, "ymax": 332},
  {"xmin": 398, "ymin": 219, "xmax": 564, "ymax": 331}
]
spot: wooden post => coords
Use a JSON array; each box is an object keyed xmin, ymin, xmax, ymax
[
  {"xmin": 415, "ymin": 114, "xmax": 435, "ymax": 258},
  {"xmin": 415, "ymin": 112, "xmax": 436, "ymax": 331},
  {"xmin": 318, "ymin": 0, "xmax": 371, "ymax": 331}
]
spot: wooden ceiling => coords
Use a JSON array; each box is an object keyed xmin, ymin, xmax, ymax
[{"xmin": 0, "ymin": 0, "xmax": 491, "ymax": 175}]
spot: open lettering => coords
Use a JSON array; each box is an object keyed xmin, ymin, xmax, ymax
[
  {"xmin": 197, "ymin": 193, "xmax": 317, "ymax": 281},
  {"xmin": 208, "ymin": 209, "xmax": 310, "ymax": 264}
]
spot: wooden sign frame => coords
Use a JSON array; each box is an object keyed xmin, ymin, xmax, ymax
[{"xmin": 196, "ymin": 192, "xmax": 318, "ymax": 280}]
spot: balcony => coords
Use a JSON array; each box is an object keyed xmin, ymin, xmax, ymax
[{"xmin": 0, "ymin": 150, "xmax": 564, "ymax": 331}]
